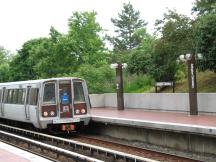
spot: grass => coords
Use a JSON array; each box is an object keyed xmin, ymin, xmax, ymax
[
  {"xmin": 161, "ymin": 70, "xmax": 216, "ymax": 93},
  {"xmin": 124, "ymin": 74, "xmax": 155, "ymax": 93}
]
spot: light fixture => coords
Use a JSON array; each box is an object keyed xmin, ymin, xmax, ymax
[
  {"xmin": 197, "ymin": 53, "xmax": 203, "ymax": 60},
  {"xmin": 179, "ymin": 55, "xmax": 185, "ymax": 62},
  {"xmin": 185, "ymin": 53, "xmax": 192, "ymax": 60},
  {"xmin": 122, "ymin": 63, "xmax": 128, "ymax": 68}
]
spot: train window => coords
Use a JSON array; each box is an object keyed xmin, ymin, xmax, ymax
[
  {"xmin": 30, "ymin": 88, "xmax": 39, "ymax": 105},
  {"xmin": 17, "ymin": 89, "xmax": 25, "ymax": 104},
  {"xmin": 5, "ymin": 89, "xmax": 9, "ymax": 103},
  {"xmin": 0, "ymin": 89, "xmax": 2, "ymax": 103},
  {"xmin": 3, "ymin": 89, "xmax": 8, "ymax": 103},
  {"xmin": 43, "ymin": 83, "xmax": 56, "ymax": 104},
  {"xmin": 73, "ymin": 82, "xmax": 85, "ymax": 103},
  {"xmin": 12, "ymin": 89, "xmax": 18, "ymax": 104},
  {"xmin": 22, "ymin": 89, "xmax": 26, "ymax": 104},
  {"xmin": 7, "ymin": 89, "xmax": 14, "ymax": 104}
]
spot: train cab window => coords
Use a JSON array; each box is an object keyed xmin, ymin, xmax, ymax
[
  {"xmin": 43, "ymin": 83, "xmax": 56, "ymax": 104},
  {"xmin": 30, "ymin": 88, "xmax": 39, "ymax": 105},
  {"xmin": 73, "ymin": 82, "xmax": 85, "ymax": 103}
]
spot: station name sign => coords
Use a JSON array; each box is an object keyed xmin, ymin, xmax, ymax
[{"xmin": 156, "ymin": 82, "xmax": 173, "ymax": 87}]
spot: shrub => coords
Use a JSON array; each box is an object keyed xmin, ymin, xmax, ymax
[{"xmin": 124, "ymin": 74, "xmax": 155, "ymax": 93}]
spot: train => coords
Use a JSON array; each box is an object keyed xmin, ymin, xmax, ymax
[{"xmin": 0, "ymin": 77, "xmax": 91, "ymax": 133}]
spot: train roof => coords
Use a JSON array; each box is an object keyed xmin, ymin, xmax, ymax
[{"xmin": 0, "ymin": 77, "xmax": 83, "ymax": 86}]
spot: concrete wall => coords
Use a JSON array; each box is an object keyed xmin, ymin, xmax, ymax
[
  {"xmin": 89, "ymin": 93, "xmax": 216, "ymax": 113},
  {"xmin": 89, "ymin": 94, "xmax": 105, "ymax": 108},
  {"xmin": 88, "ymin": 122, "xmax": 216, "ymax": 161}
]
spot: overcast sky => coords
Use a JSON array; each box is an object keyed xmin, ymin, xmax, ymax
[{"xmin": 0, "ymin": 0, "xmax": 195, "ymax": 53}]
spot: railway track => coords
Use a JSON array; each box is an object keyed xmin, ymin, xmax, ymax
[
  {"xmin": 0, "ymin": 123, "xmax": 157, "ymax": 162},
  {"xmin": 74, "ymin": 135, "xmax": 200, "ymax": 162},
  {"xmin": 0, "ymin": 130, "xmax": 103, "ymax": 162}
]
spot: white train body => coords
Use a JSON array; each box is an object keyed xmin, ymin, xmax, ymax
[{"xmin": 0, "ymin": 77, "xmax": 91, "ymax": 132}]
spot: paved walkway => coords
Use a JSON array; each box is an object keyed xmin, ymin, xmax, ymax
[
  {"xmin": 0, "ymin": 148, "xmax": 30, "ymax": 162},
  {"xmin": 91, "ymin": 107, "xmax": 216, "ymax": 127},
  {"xmin": 0, "ymin": 141, "xmax": 52, "ymax": 162},
  {"xmin": 91, "ymin": 107, "xmax": 216, "ymax": 135}
]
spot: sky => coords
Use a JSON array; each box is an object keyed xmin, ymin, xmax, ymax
[{"xmin": 0, "ymin": 0, "xmax": 195, "ymax": 53}]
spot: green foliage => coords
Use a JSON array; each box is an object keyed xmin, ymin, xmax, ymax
[
  {"xmin": 150, "ymin": 10, "xmax": 194, "ymax": 82},
  {"xmin": 175, "ymin": 64, "xmax": 187, "ymax": 81},
  {"xmin": 68, "ymin": 11, "xmax": 106, "ymax": 65},
  {"xmin": 195, "ymin": 14, "xmax": 216, "ymax": 72},
  {"xmin": 5, "ymin": 5, "xmax": 216, "ymax": 94},
  {"xmin": 124, "ymin": 74, "xmax": 155, "ymax": 93},
  {"xmin": 9, "ymin": 38, "xmax": 55, "ymax": 80},
  {"xmin": 0, "ymin": 46, "xmax": 10, "ymax": 82},
  {"xmin": 192, "ymin": 0, "xmax": 216, "ymax": 15},
  {"xmin": 155, "ymin": 10, "xmax": 194, "ymax": 53},
  {"xmin": 109, "ymin": 2, "xmax": 147, "ymax": 52},
  {"xmin": 128, "ymin": 31, "xmax": 155, "ymax": 74},
  {"xmin": 9, "ymin": 11, "xmax": 107, "ymax": 83},
  {"xmin": 162, "ymin": 71, "xmax": 216, "ymax": 93},
  {"xmin": 71, "ymin": 64, "xmax": 115, "ymax": 93}
]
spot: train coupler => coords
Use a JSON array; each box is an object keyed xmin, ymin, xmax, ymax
[{"xmin": 61, "ymin": 124, "xmax": 75, "ymax": 133}]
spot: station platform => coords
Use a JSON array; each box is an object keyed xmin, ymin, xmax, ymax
[
  {"xmin": 91, "ymin": 107, "xmax": 216, "ymax": 136},
  {"xmin": 0, "ymin": 141, "xmax": 52, "ymax": 162}
]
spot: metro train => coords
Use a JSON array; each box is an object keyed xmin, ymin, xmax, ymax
[{"xmin": 0, "ymin": 77, "xmax": 91, "ymax": 133}]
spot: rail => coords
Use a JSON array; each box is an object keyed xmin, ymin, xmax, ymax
[
  {"xmin": 0, "ymin": 123, "xmax": 158, "ymax": 162},
  {"xmin": 0, "ymin": 130, "xmax": 103, "ymax": 162}
]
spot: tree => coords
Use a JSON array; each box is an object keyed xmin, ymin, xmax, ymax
[
  {"xmin": 155, "ymin": 10, "xmax": 194, "ymax": 54},
  {"xmin": 9, "ymin": 39, "xmax": 45, "ymax": 81},
  {"xmin": 195, "ymin": 14, "xmax": 216, "ymax": 72},
  {"xmin": 9, "ymin": 11, "xmax": 108, "ymax": 82},
  {"xmin": 72, "ymin": 63, "xmax": 115, "ymax": 93},
  {"xmin": 128, "ymin": 29, "xmax": 155, "ymax": 74},
  {"xmin": 68, "ymin": 11, "xmax": 106, "ymax": 65},
  {"xmin": 192, "ymin": 0, "xmax": 216, "ymax": 15},
  {"xmin": 0, "ymin": 46, "xmax": 10, "ymax": 82},
  {"xmin": 192, "ymin": 0, "xmax": 216, "ymax": 72},
  {"xmin": 151, "ymin": 10, "xmax": 194, "ymax": 81},
  {"xmin": 109, "ymin": 3, "xmax": 147, "ymax": 52},
  {"xmin": 150, "ymin": 40, "xmax": 177, "ymax": 82}
]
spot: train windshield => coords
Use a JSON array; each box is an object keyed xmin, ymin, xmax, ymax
[
  {"xmin": 73, "ymin": 82, "xmax": 85, "ymax": 103},
  {"xmin": 43, "ymin": 83, "xmax": 56, "ymax": 104}
]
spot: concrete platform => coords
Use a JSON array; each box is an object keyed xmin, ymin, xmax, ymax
[
  {"xmin": 91, "ymin": 107, "xmax": 216, "ymax": 136},
  {"xmin": 0, "ymin": 141, "xmax": 52, "ymax": 162}
]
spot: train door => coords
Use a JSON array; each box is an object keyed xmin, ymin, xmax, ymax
[
  {"xmin": 73, "ymin": 81, "xmax": 87, "ymax": 116},
  {"xmin": 0, "ymin": 87, "xmax": 6, "ymax": 116},
  {"xmin": 25, "ymin": 86, "xmax": 31, "ymax": 120},
  {"xmin": 42, "ymin": 82, "xmax": 57, "ymax": 118},
  {"xmin": 59, "ymin": 80, "xmax": 72, "ymax": 118},
  {"xmin": 0, "ymin": 88, "xmax": 2, "ymax": 116}
]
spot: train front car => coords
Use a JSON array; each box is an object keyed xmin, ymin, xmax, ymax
[{"xmin": 40, "ymin": 78, "xmax": 91, "ymax": 133}]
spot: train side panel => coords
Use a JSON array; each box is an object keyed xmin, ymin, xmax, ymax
[{"xmin": 0, "ymin": 83, "xmax": 40, "ymax": 128}]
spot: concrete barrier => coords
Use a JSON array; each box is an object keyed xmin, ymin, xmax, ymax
[{"xmin": 89, "ymin": 93, "xmax": 216, "ymax": 114}]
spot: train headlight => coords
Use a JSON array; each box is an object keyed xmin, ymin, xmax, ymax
[
  {"xmin": 75, "ymin": 109, "xmax": 80, "ymax": 114},
  {"xmin": 50, "ymin": 111, "xmax": 55, "ymax": 116},
  {"xmin": 43, "ymin": 111, "xmax": 48, "ymax": 117},
  {"xmin": 81, "ymin": 108, "xmax": 86, "ymax": 114}
]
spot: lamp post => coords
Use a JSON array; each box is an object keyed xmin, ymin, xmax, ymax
[
  {"xmin": 178, "ymin": 53, "xmax": 202, "ymax": 115},
  {"xmin": 110, "ymin": 63, "xmax": 127, "ymax": 110}
]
